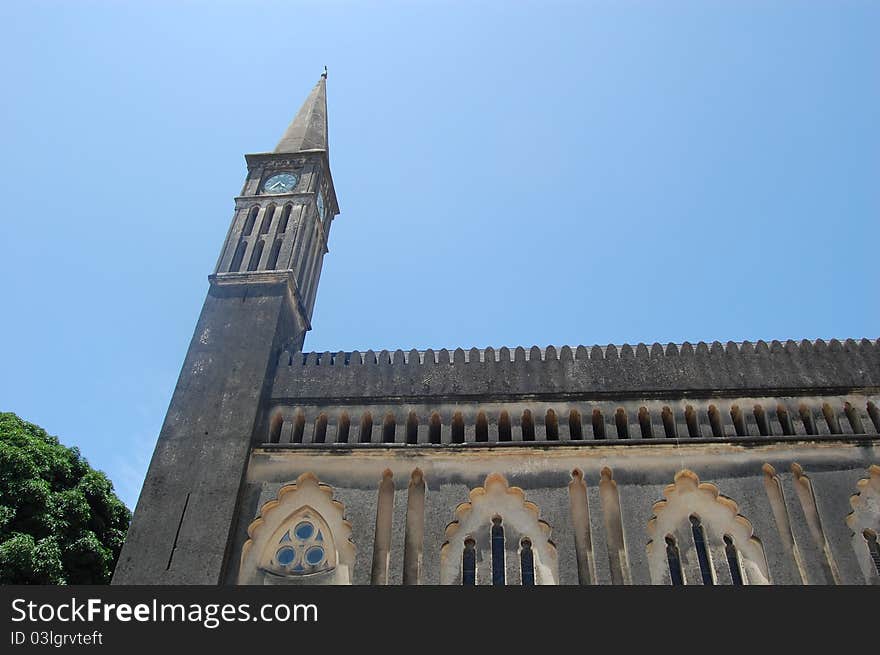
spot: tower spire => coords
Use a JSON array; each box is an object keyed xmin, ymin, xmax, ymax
[{"xmin": 274, "ymin": 74, "xmax": 328, "ymax": 153}]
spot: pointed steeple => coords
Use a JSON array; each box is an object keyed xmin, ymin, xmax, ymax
[{"xmin": 274, "ymin": 74, "xmax": 328, "ymax": 154}]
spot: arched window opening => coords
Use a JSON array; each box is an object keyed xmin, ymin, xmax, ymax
[
  {"xmin": 313, "ymin": 413, "xmax": 328, "ymax": 444},
  {"xmin": 491, "ymin": 516, "xmax": 505, "ymax": 585},
  {"xmin": 867, "ymin": 401, "xmax": 880, "ymax": 433},
  {"xmin": 462, "ymin": 538, "xmax": 476, "ymax": 586},
  {"xmin": 382, "ymin": 412, "xmax": 396, "ymax": 443},
  {"xmin": 707, "ymin": 405, "xmax": 724, "ymax": 438},
  {"xmin": 229, "ymin": 240, "xmax": 247, "ymax": 273},
  {"xmin": 520, "ymin": 538, "xmax": 535, "ymax": 586},
  {"xmin": 615, "ymin": 408, "xmax": 629, "ymax": 439},
  {"xmin": 685, "ymin": 405, "xmax": 701, "ymax": 438},
  {"xmin": 661, "ymin": 406, "xmax": 677, "ymax": 438},
  {"xmin": 266, "ymin": 238, "xmax": 282, "ymax": 270},
  {"xmin": 799, "ymin": 404, "xmax": 817, "ymax": 435},
  {"xmin": 277, "ymin": 204, "xmax": 292, "ymax": 234},
  {"xmin": 441, "ymin": 474, "xmax": 559, "ymax": 586},
  {"xmin": 665, "ymin": 535, "xmax": 684, "ymax": 586},
  {"xmin": 545, "ymin": 409, "xmax": 559, "ymax": 441},
  {"xmin": 638, "ymin": 407, "xmax": 653, "ymax": 438},
  {"xmin": 753, "ymin": 404, "xmax": 770, "ymax": 436},
  {"xmin": 451, "ymin": 412, "xmax": 465, "ymax": 444},
  {"xmin": 268, "ymin": 413, "xmax": 283, "ymax": 444},
  {"xmin": 292, "ymin": 412, "xmax": 305, "ymax": 444},
  {"xmin": 405, "ymin": 411, "xmax": 419, "ymax": 444},
  {"xmin": 296, "ymin": 223, "xmax": 315, "ymax": 280},
  {"xmin": 359, "ymin": 412, "xmax": 373, "ymax": 444},
  {"xmin": 777, "ymin": 405, "xmax": 794, "ymax": 436},
  {"xmin": 649, "ymin": 470, "xmax": 770, "ymax": 586},
  {"xmin": 844, "ymin": 402, "xmax": 864, "ymax": 434},
  {"xmin": 498, "ymin": 411, "xmax": 512, "ymax": 442},
  {"xmin": 246, "ymin": 240, "xmax": 264, "ymax": 271},
  {"xmin": 569, "ymin": 409, "xmax": 583, "ymax": 440},
  {"xmin": 475, "ymin": 411, "xmax": 488, "ymax": 442},
  {"xmin": 429, "ymin": 412, "xmax": 442, "ymax": 444},
  {"xmin": 639, "ymin": 407, "xmax": 654, "ymax": 439},
  {"xmin": 521, "ymin": 410, "xmax": 535, "ymax": 441},
  {"xmin": 336, "ymin": 412, "xmax": 350, "ymax": 444},
  {"xmin": 864, "ymin": 530, "xmax": 880, "ymax": 577},
  {"xmin": 822, "ymin": 403, "xmax": 841, "ymax": 434},
  {"xmin": 690, "ymin": 515, "xmax": 714, "ymax": 585},
  {"xmin": 259, "ymin": 204, "xmax": 275, "ymax": 234},
  {"xmin": 730, "ymin": 405, "xmax": 748, "ymax": 436},
  {"xmin": 592, "ymin": 409, "xmax": 606, "ymax": 439},
  {"xmin": 723, "ymin": 535, "xmax": 744, "ymax": 586},
  {"xmin": 242, "ymin": 206, "xmax": 259, "ymax": 236}
]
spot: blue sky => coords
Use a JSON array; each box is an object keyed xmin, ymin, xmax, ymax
[{"xmin": 2, "ymin": 1, "xmax": 877, "ymax": 509}]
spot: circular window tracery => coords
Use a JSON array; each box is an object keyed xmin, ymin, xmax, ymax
[{"xmin": 270, "ymin": 513, "xmax": 332, "ymax": 574}]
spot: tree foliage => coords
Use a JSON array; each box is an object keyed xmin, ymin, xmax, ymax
[{"xmin": 0, "ymin": 412, "xmax": 131, "ymax": 584}]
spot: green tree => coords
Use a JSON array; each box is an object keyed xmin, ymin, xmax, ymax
[{"xmin": 0, "ymin": 412, "xmax": 130, "ymax": 584}]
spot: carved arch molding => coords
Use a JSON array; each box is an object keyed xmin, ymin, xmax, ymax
[
  {"xmin": 238, "ymin": 466, "xmax": 879, "ymax": 585},
  {"xmin": 647, "ymin": 469, "xmax": 770, "ymax": 585},
  {"xmin": 847, "ymin": 465, "xmax": 880, "ymax": 584},
  {"xmin": 239, "ymin": 472, "xmax": 355, "ymax": 585},
  {"xmin": 440, "ymin": 473, "xmax": 559, "ymax": 585}
]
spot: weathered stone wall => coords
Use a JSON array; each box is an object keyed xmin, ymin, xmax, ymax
[
  {"xmin": 273, "ymin": 339, "xmax": 880, "ymax": 402},
  {"xmin": 230, "ymin": 441, "xmax": 880, "ymax": 585},
  {"xmin": 113, "ymin": 274, "xmax": 304, "ymax": 584},
  {"xmin": 230, "ymin": 338, "xmax": 880, "ymax": 585}
]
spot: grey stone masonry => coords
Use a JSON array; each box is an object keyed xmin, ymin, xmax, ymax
[
  {"xmin": 113, "ymin": 273, "xmax": 303, "ymax": 584},
  {"xmin": 273, "ymin": 339, "xmax": 880, "ymax": 403}
]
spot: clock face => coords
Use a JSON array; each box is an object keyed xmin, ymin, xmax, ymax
[
  {"xmin": 316, "ymin": 191, "xmax": 325, "ymax": 220},
  {"xmin": 263, "ymin": 172, "xmax": 298, "ymax": 194}
]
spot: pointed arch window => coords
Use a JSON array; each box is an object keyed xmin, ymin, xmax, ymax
[
  {"xmin": 242, "ymin": 206, "xmax": 259, "ymax": 236},
  {"xmin": 491, "ymin": 517, "xmax": 505, "ymax": 585},
  {"xmin": 277, "ymin": 204, "xmax": 292, "ymax": 234},
  {"xmin": 451, "ymin": 411, "xmax": 464, "ymax": 444},
  {"xmin": 648, "ymin": 470, "xmax": 770, "ymax": 585},
  {"xmin": 359, "ymin": 412, "xmax": 373, "ymax": 444},
  {"xmin": 442, "ymin": 474, "xmax": 558, "ymax": 585},
  {"xmin": 266, "ymin": 238, "xmax": 283, "ymax": 270},
  {"xmin": 864, "ymin": 530, "xmax": 880, "ymax": 577},
  {"xmin": 462, "ymin": 538, "xmax": 476, "ymax": 586},
  {"xmin": 247, "ymin": 240, "xmax": 264, "ymax": 271},
  {"xmin": 428, "ymin": 412, "xmax": 441, "ymax": 444},
  {"xmin": 724, "ymin": 535, "xmax": 744, "ymax": 586},
  {"xmin": 239, "ymin": 473, "xmax": 355, "ymax": 585},
  {"xmin": 846, "ymin": 465, "xmax": 880, "ymax": 583},
  {"xmin": 229, "ymin": 240, "xmax": 247, "ymax": 273},
  {"xmin": 259, "ymin": 204, "xmax": 276, "ymax": 234},
  {"xmin": 498, "ymin": 411, "xmax": 512, "ymax": 442},
  {"xmin": 665, "ymin": 535, "xmax": 684, "ymax": 586},
  {"xmin": 690, "ymin": 514, "xmax": 714, "ymax": 585},
  {"xmin": 475, "ymin": 412, "xmax": 488, "ymax": 442},
  {"xmin": 520, "ymin": 538, "xmax": 535, "ymax": 586}
]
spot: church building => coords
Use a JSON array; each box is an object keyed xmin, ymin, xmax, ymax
[{"xmin": 112, "ymin": 75, "xmax": 880, "ymax": 586}]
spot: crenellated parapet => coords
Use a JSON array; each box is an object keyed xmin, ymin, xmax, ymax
[{"xmin": 273, "ymin": 338, "xmax": 880, "ymax": 402}]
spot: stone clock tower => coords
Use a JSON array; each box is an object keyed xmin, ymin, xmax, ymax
[{"xmin": 113, "ymin": 74, "xmax": 339, "ymax": 584}]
